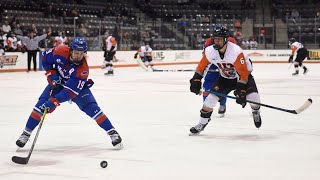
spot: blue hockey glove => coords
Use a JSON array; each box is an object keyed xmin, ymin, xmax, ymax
[
  {"xmin": 40, "ymin": 98, "xmax": 60, "ymax": 113},
  {"xmin": 234, "ymin": 82, "xmax": 247, "ymax": 108},
  {"xmin": 45, "ymin": 70, "xmax": 61, "ymax": 88}
]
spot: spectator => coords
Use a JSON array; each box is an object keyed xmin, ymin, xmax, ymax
[
  {"xmin": 122, "ymin": 31, "xmax": 130, "ymax": 50},
  {"xmin": 249, "ymin": 37, "xmax": 258, "ymax": 50},
  {"xmin": 234, "ymin": 28, "xmax": 243, "ymax": 46},
  {"xmin": 77, "ymin": 23, "xmax": 90, "ymax": 37},
  {"xmin": 242, "ymin": 38, "xmax": 250, "ymax": 49},
  {"xmin": 0, "ymin": 30, "xmax": 4, "ymax": 48},
  {"xmin": 2, "ymin": 31, "xmax": 8, "ymax": 49},
  {"xmin": 178, "ymin": 15, "xmax": 188, "ymax": 31},
  {"xmin": 2, "ymin": 21, "xmax": 11, "ymax": 33},
  {"xmin": 17, "ymin": 30, "xmax": 51, "ymax": 72},
  {"xmin": 291, "ymin": 9, "xmax": 299, "ymax": 19},
  {"xmin": 14, "ymin": 24, "xmax": 23, "ymax": 36},
  {"xmin": 31, "ymin": 24, "xmax": 38, "ymax": 35},
  {"xmin": 44, "ymin": 4, "xmax": 56, "ymax": 18},
  {"xmin": 6, "ymin": 32, "xmax": 18, "ymax": 52},
  {"xmin": 71, "ymin": 6, "xmax": 80, "ymax": 17},
  {"xmin": 283, "ymin": 8, "xmax": 291, "ymax": 21},
  {"xmin": 0, "ymin": 42, "xmax": 5, "ymax": 56}
]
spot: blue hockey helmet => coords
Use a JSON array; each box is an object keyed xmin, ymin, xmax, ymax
[
  {"xmin": 71, "ymin": 37, "xmax": 88, "ymax": 52},
  {"xmin": 70, "ymin": 37, "xmax": 88, "ymax": 65}
]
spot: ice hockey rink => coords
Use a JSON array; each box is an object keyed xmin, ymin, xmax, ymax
[{"xmin": 0, "ymin": 63, "xmax": 319, "ymax": 180}]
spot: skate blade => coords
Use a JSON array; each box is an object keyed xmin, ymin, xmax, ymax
[
  {"xmin": 189, "ymin": 132, "xmax": 200, "ymax": 136},
  {"xmin": 218, "ymin": 113, "xmax": 225, "ymax": 118},
  {"xmin": 114, "ymin": 143, "xmax": 123, "ymax": 150},
  {"xmin": 16, "ymin": 147, "xmax": 21, "ymax": 152}
]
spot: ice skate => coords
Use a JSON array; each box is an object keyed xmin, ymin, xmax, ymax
[
  {"xmin": 104, "ymin": 70, "xmax": 114, "ymax": 76},
  {"xmin": 189, "ymin": 118, "xmax": 211, "ymax": 135},
  {"xmin": 303, "ymin": 67, "xmax": 309, "ymax": 75},
  {"xmin": 252, "ymin": 110, "xmax": 262, "ymax": 128},
  {"xmin": 16, "ymin": 130, "xmax": 31, "ymax": 148},
  {"xmin": 108, "ymin": 130, "xmax": 123, "ymax": 149},
  {"xmin": 292, "ymin": 70, "xmax": 299, "ymax": 76},
  {"xmin": 218, "ymin": 105, "xmax": 226, "ymax": 117}
]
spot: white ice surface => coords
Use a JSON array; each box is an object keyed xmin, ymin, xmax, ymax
[{"xmin": 0, "ymin": 63, "xmax": 320, "ymax": 180}]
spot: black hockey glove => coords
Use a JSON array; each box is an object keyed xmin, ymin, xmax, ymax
[
  {"xmin": 134, "ymin": 53, "xmax": 138, "ymax": 59},
  {"xmin": 234, "ymin": 82, "xmax": 247, "ymax": 108},
  {"xmin": 288, "ymin": 55, "xmax": 293, "ymax": 63},
  {"xmin": 189, "ymin": 73, "xmax": 203, "ymax": 95},
  {"xmin": 105, "ymin": 51, "xmax": 110, "ymax": 58},
  {"xmin": 110, "ymin": 46, "xmax": 115, "ymax": 52}
]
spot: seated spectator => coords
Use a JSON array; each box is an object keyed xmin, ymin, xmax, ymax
[
  {"xmin": 71, "ymin": 6, "xmax": 80, "ymax": 17},
  {"xmin": 0, "ymin": 30, "xmax": 4, "ymax": 47},
  {"xmin": 14, "ymin": 24, "xmax": 23, "ymax": 36},
  {"xmin": 234, "ymin": 28, "xmax": 243, "ymax": 46},
  {"xmin": 77, "ymin": 23, "xmax": 90, "ymax": 37},
  {"xmin": 249, "ymin": 37, "xmax": 258, "ymax": 50},
  {"xmin": 2, "ymin": 21, "xmax": 11, "ymax": 33},
  {"xmin": 0, "ymin": 44, "xmax": 4, "ymax": 56},
  {"xmin": 291, "ymin": 9, "xmax": 299, "ymax": 19},
  {"xmin": 44, "ymin": 3, "xmax": 56, "ymax": 18},
  {"xmin": 242, "ymin": 38, "xmax": 250, "ymax": 49},
  {"xmin": 6, "ymin": 32, "xmax": 18, "ymax": 52}
]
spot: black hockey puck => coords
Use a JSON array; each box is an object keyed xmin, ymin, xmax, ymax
[{"xmin": 100, "ymin": 160, "xmax": 108, "ymax": 168}]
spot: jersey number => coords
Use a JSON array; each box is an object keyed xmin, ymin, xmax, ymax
[
  {"xmin": 216, "ymin": 63, "xmax": 234, "ymax": 70},
  {"xmin": 77, "ymin": 80, "xmax": 85, "ymax": 89}
]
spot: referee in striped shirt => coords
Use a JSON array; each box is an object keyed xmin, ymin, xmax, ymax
[{"xmin": 17, "ymin": 30, "xmax": 51, "ymax": 72}]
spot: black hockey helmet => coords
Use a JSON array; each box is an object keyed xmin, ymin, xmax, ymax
[
  {"xmin": 289, "ymin": 38, "xmax": 296, "ymax": 45},
  {"xmin": 212, "ymin": 26, "xmax": 229, "ymax": 50}
]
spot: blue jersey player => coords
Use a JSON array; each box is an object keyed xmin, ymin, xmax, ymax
[{"xmin": 16, "ymin": 37, "xmax": 123, "ymax": 149}]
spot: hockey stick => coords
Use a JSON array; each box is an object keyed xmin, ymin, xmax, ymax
[
  {"xmin": 151, "ymin": 67, "xmax": 225, "ymax": 72},
  {"xmin": 288, "ymin": 62, "xmax": 294, "ymax": 69},
  {"xmin": 152, "ymin": 69, "xmax": 195, "ymax": 72},
  {"xmin": 12, "ymin": 109, "xmax": 48, "ymax": 164},
  {"xmin": 207, "ymin": 90, "xmax": 312, "ymax": 114},
  {"xmin": 136, "ymin": 58, "xmax": 153, "ymax": 72},
  {"xmin": 12, "ymin": 96, "xmax": 51, "ymax": 166}
]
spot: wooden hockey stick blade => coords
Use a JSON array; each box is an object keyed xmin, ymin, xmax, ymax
[
  {"xmin": 292, "ymin": 98, "xmax": 312, "ymax": 114},
  {"xmin": 136, "ymin": 59, "xmax": 152, "ymax": 71},
  {"xmin": 12, "ymin": 155, "xmax": 30, "ymax": 165}
]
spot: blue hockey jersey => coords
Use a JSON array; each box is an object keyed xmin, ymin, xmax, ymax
[{"xmin": 42, "ymin": 45, "xmax": 90, "ymax": 103}]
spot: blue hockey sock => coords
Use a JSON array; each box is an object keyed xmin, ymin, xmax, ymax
[
  {"xmin": 98, "ymin": 117, "xmax": 114, "ymax": 132},
  {"xmin": 82, "ymin": 103, "xmax": 114, "ymax": 132},
  {"xmin": 219, "ymin": 97, "xmax": 227, "ymax": 106},
  {"xmin": 25, "ymin": 116, "xmax": 40, "ymax": 132}
]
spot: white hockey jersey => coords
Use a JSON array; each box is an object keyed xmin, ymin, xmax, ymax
[
  {"xmin": 105, "ymin": 36, "xmax": 117, "ymax": 51},
  {"xmin": 196, "ymin": 42, "xmax": 252, "ymax": 84},
  {"xmin": 137, "ymin": 46, "xmax": 153, "ymax": 57},
  {"xmin": 291, "ymin": 42, "xmax": 304, "ymax": 55}
]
